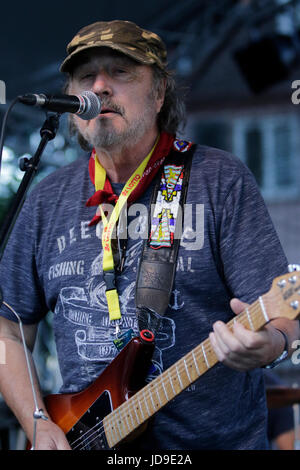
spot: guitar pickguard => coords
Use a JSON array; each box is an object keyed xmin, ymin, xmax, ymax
[{"xmin": 66, "ymin": 390, "xmax": 112, "ymax": 450}]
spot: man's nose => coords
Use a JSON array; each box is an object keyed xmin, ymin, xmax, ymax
[{"xmin": 92, "ymin": 72, "xmax": 112, "ymax": 97}]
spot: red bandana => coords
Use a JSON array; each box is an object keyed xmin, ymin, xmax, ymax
[{"xmin": 86, "ymin": 132, "xmax": 175, "ymax": 226}]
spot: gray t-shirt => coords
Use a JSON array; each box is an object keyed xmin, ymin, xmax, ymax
[{"xmin": 0, "ymin": 144, "xmax": 287, "ymax": 449}]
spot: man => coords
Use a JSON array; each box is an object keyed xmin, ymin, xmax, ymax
[{"xmin": 0, "ymin": 20, "xmax": 298, "ymax": 450}]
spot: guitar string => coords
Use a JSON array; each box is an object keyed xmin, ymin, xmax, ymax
[
  {"xmin": 71, "ymin": 421, "xmax": 105, "ymax": 450},
  {"xmin": 74, "ymin": 296, "xmax": 294, "ymax": 449},
  {"xmin": 76, "ymin": 428, "xmax": 107, "ymax": 450},
  {"xmin": 71, "ymin": 293, "xmax": 295, "ymax": 448},
  {"xmin": 96, "ymin": 298, "xmax": 280, "ymax": 446},
  {"xmin": 69, "ymin": 340, "xmax": 220, "ymax": 449},
  {"xmin": 72, "ymin": 330, "xmax": 248, "ymax": 449},
  {"xmin": 73, "ymin": 431, "xmax": 101, "ymax": 450},
  {"xmin": 70, "ymin": 419, "xmax": 120, "ymax": 450},
  {"xmin": 72, "ymin": 326, "xmax": 235, "ymax": 449},
  {"xmin": 102, "ymin": 295, "xmax": 290, "ymax": 444},
  {"xmin": 81, "ymin": 430, "xmax": 109, "ymax": 450},
  {"xmin": 69, "ymin": 420, "xmax": 104, "ymax": 448},
  {"xmin": 84, "ymin": 305, "xmax": 261, "ymax": 446},
  {"xmin": 91, "ymin": 296, "xmax": 288, "ymax": 447}
]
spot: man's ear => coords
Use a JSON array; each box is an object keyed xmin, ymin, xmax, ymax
[{"xmin": 156, "ymin": 77, "xmax": 167, "ymax": 113}]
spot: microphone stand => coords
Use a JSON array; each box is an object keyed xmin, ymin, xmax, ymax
[
  {"xmin": 0, "ymin": 112, "xmax": 60, "ymax": 255},
  {"xmin": 0, "ymin": 112, "xmax": 61, "ymax": 449}
]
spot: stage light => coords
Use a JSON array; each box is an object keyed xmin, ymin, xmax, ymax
[{"xmin": 234, "ymin": 33, "xmax": 299, "ymax": 93}]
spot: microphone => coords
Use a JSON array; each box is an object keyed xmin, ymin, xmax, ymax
[{"xmin": 18, "ymin": 91, "xmax": 101, "ymax": 120}]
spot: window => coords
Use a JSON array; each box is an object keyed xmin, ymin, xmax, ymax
[
  {"xmin": 195, "ymin": 122, "xmax": 232, "ymax": 153},
  {"xmin": 193, "ymin": 113, "xmax": 300, "ymax": 202},
  {"xmin": 245, "ymin": 127, "xmax": 263, "ymax": 187},
  {"xmin": 274, "ymin": 124, "xmax": 292, "ymax": 187}
]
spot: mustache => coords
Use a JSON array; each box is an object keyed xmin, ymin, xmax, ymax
[{"xmin": 100, "ymin": 98, "xmax": 124, "ymax": 116}]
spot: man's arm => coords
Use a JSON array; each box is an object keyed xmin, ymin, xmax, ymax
[
  {"xmin": 0, "ymin": 316, "xmax": 70, "ymax": 449},
  {"xmin": 209, "ymin": 298, "xmax": 300, "ymax": 371}
]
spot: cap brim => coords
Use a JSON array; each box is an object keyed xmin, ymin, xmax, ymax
[{"xmin": 60, "ymin": 42, "xmax": 157, "ymax": 73}]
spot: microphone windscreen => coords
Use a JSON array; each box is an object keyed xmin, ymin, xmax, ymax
[{"xmin": 80, "ymin": 91, "xmax": 101, "ymax": 120}]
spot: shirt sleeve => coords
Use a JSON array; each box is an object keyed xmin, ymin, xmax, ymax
[
  {"xmin": 0, "ymin": 195, "xmax": 48, "ymax": 324},
  {"xmin": 219, "ymin": 169, "xmax": 288, "ymax": 304}
]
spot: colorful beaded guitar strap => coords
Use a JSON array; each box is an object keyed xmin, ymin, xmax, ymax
[{"xmin": 135, "ymin": 140, "xmax": 195, "ymax": 334}]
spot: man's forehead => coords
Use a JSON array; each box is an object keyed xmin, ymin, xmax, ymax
[{"xmin": 70, "ymin": 48, "xmax": 141, "ymax": 73}]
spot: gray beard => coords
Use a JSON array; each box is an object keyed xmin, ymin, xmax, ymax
[
  {"xmin": 84, "ymin": 114, "xmax": 154, "ymax": 150},
  {"xmin": 72, "ymin": 90, "xmax": 158, "ymax": 151}
]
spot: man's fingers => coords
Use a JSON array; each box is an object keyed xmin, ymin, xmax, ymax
[
  {"xmin": 230, "ymin": 298, "xmax": 249, "ymax": 316},
  {"xmin": 210, "ymin": 321, "xmax": 242, "ymax": 361}
]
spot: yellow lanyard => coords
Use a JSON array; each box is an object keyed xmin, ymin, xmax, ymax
[{"xmin": 94, "ymin": 136, "xmax": 159, "ymax": 322}]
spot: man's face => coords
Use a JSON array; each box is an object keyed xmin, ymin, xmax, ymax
[{"xmin": 68, "ymin": 49, "xmax": 164, "ymax": 150}]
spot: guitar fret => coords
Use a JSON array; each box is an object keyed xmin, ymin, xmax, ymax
[
  {"xmin": 202, "ymin": 343, "xmax": 210, "ymax": 368},
  {"xmin": 115, "ymin": 414, "xmax": 123, "ymax": 441},
  {"xmin": 176, "ymin": 363, "xmax": 184, "ymax": 389},
  {"xmin": 112, "ymin": 418, "xmax": 120, "ymax": 444},
  {"xmin": 128, "ymin": 408, "xmax": 135, "ymax": 429},
  {"xmin": 109, "ymin": 417, "xmax": 119, "ymax": 445},
  {"xmin": 143, "ymin": 390, "xmax": 151, "ymax": 417},
  {"xmin": 124, "ymin": 407, "xmax": 131, "ymax": 432},
  {"xmin": 259, "ymin": 296, "xmax": 269, "ymax": 322},
  {"xmin": 192, "ymin": 350, "xmax": 200, "ymax": 375},
  {"xmin": 117, "ymin": 407, "xmax": 127, "ymax": 436},
  {"xmin": 156, "ymin": 388, "xmax": 162, "ymax": 407},
  {"xmin": 137, "ymin": 397, "xmax": 145, "ymax": 420},
  {"xmin": 150, "ymin": 388, "xmax": 157, "ymax": 411},
  {"xmin": 246, "ymin": 308, "xmax": 254, "ymax": 331},
  {"xmin": 161, "ymin": 376, "xmax": 169, "ymax": 401},
  {"xmin": 168, "ymin": 370, "xmax": 176, "ymax": 395},
  {"xmin": 133, "ymin": 403, "xmax": 140, "ymax": 424},
  {"xmin": 184, "ymin": 358, "xmax": 192, "ymax": 382}
]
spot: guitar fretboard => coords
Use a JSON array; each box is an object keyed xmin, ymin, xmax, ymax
[{"xmin": 103, "ymin": 296, "xmax": 269, "ymax": 448}]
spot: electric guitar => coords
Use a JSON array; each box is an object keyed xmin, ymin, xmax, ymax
[{"xmin": 37, "ymin": 269, "xmax": 300, "ymax": 449}]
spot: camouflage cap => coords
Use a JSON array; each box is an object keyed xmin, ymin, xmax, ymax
[{"xmin": 60, "ymin": 20, "xmax": 167, "ymax": 73}]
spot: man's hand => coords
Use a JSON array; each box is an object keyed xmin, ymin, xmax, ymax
[
  {"xmin": 31, "ymin": 420, "xmax": 71, "ymax": 450},
  {"xmin": 209, "ymin": 298, "xmax": 286, "ymax": 371}
]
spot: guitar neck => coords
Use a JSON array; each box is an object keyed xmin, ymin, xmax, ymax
[{"xmin": 103, "ymin": 296, "xmax": 270, "ymax": 448}]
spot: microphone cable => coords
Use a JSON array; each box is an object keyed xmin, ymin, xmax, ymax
[{"xmin": 1, "ymin": 299, "xmax": 48, "ymax": 450}]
